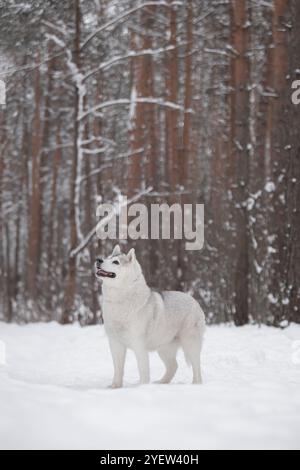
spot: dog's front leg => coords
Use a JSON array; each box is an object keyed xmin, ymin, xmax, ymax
[
  {"xmin": 132, "ymin": 341, "xmax": 150, "ymax": 385},
  {"xmin": 108, "ymin": 336, "xmax": 126, "ymax": 389}
]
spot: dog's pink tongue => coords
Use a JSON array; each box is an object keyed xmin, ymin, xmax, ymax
[{"xmin": 97, "ymin": 270, "xmax": 102, "ymax": 276}]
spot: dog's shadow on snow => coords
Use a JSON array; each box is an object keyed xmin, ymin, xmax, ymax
[{"xmin": 68, "ymin": 379, "xmax": 194, "ymax": 392}]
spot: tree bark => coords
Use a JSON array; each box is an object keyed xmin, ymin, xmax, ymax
[
  {"xmin": 229, "ymin": 0, "xmax": 250, "ymax": 326},
  {"xmin": 264, "ymin": 0, "xmax": 290, "ymax": 326},
  {"xmin": 165, "ymin": 1, "xmax": 179, "ymax": 191},
  {"xmin": 286, "ymin": 0, "xmax": 300, "ymax": 324},
  {"xmin": 63, "ymin": 0, "xmax": 81, "ymax": 323},
  {"xmin": 181, "ymin": 1, "xmax": 194, "ymax": 189},
  {"xmin": 27, "ymin": 54, "xmax": 42, "ymax": 302},
  {"xmin": 128, "ymin": 6, "xmax": 157, "ymax": 195}
]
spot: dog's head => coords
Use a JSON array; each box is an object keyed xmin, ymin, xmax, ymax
[{"xmin": 95, "ymin": 245, "xmax": 141, "ymax": 286}]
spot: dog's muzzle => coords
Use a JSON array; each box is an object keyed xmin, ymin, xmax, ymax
[{"xmin": 96, "ymin": 268, "xmax": 116, "ymax": 279}]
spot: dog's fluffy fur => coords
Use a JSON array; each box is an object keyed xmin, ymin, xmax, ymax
[{"xmin": 96, "ymin": 245, "xmax": 205, "ymax": 388}]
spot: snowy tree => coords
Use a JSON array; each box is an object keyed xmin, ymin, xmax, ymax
[{"xmin": 0, "ymin": 0, "xmax": 299, "ymax": 327}]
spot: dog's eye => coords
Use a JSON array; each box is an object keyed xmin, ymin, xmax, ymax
[{"xmin": 113, "ymin": 260, "xmax": 120, "ymax": 265}]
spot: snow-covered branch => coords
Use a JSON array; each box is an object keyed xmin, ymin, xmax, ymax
[
  {"xmin": 79, "ymin": 149, "xmax": 144, "ymax": 184},
  {"xmin": 82, "ymin": 147, "xmax": 108, "ymax": 155},
  {"xmin": 83, "ymin": 44, "xmax": 186, "ymax": 81},
  {"xmin": 204, "ymin": 48, "xmax": 230, "ymax": 57},
  {"xmin": 79, "ymin": 98, "xmax": 186, "ymax": 122},
  {"xmin": 81, "ymin": 2, "xmax": 177, "ymax": 50},
  {"xmin": 0, "ymin": 50, "xmax": 65, "ymax": 78}
]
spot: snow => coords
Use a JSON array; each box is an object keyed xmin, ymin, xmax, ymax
[
  {"xmin": 254, "ymin": 260, "xmax": 263, "ymax": 274},
  {"xmin": 0, "ymin": 322, "xmax": 300, "ymax": 450},
  {"xmin": 268, "ymin": 293, "xmax": 278, "ymax": 305},
  {"xmin": 265, "ymin": 181, "xmax": 276, "ymax": 193},
  {"xmin": 129, "ymin": 85, "xmax": 137, "ymax": 125}
]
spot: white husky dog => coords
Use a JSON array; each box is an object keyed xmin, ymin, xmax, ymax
[{"xmin": 96, "ymin": 245, "xmax": 205, "ymax": 388}]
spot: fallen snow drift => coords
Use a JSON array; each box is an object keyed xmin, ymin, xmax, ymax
[{"xmin": 0, "ymin": 322, "xmax": 300, "ymax": 450}]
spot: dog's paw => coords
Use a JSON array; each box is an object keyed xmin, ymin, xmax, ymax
[
  {"xmin": 139, "ymin": 379, "xmax": 150, "ymax": 386},
  {"xmin": 109, "ymin": 383, "xmax": 122, "ymax": 389},
  {"xmin": 154, "ymin": 379, "xmax": 170, "ymax": 385}
]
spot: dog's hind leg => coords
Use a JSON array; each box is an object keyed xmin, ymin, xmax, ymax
[
  {"xmin": 180, "ymin": 335, "xmax": 202, "ymax": 384},
  {"xmin": 156, "ymin": 341, "xmax": 179, "ymax": 384}
]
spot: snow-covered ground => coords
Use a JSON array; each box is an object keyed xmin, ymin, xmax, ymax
[{"xmin": 0, "ymin": 322, "xmax": 300, "ymax": 450}]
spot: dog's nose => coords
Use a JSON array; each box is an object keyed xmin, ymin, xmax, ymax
[{"xmin": 96, "ymin": 258, "xmax": 103, "ymax": 265}]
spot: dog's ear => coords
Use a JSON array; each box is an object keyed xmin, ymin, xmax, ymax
[
  {"xmin": 127, "ymin": 248, "xmax": 136, "ymax": 263},
  {"xmin": 112, "ymin": 245, "xmax": 121, "ymax": 257}
]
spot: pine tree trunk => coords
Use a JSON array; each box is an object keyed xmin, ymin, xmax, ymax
[
  {"xmin": 27, "ymin": 55, "xmax": 42, "ymax": 303},
  {"xmin": 47, "ymin": 128, "xmax": 61, "ymax": 282},
  {"xmin": 181, "ymin": 1, "xmax": 193, "ymax": 189},
  {"xmin": 229, "ymin": 0, "xmax": 250, "ymax": 326},
  {"xmin": 286, "ymin": 0, "xmax": 300, "ymax": 324},
  {"xmin": 0, "ymin": 118, "xmax": 8, "ymax": 318},
  {"xmin": 128, "ymin": 6, "xmax": 157, "ymax": 195},
  {"xmin": 264, "ymin": 0, "xmax": 289, "ymax": 326},
  {"xmin": 63, "ymin": 0, "xmax": 81, "ymax": 323},
  {"xmin": 166, "ymin": 1, "xmax": 179, "ymax": 191}
]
